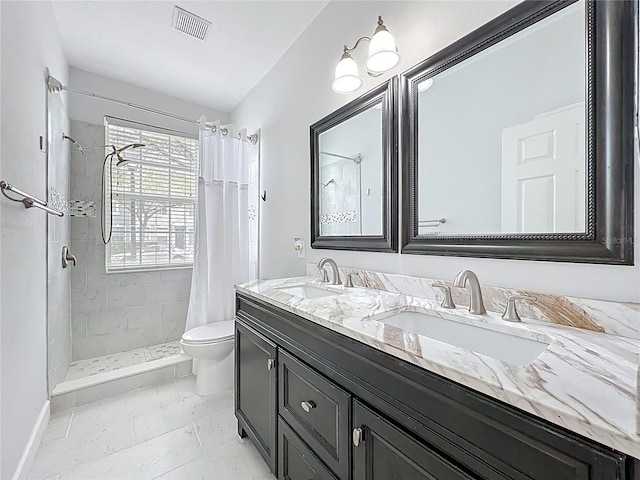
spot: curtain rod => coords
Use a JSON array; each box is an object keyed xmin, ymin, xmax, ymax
[{"xmin": 47, "ymin": 75, "xmax": 258, "ymax": 145}]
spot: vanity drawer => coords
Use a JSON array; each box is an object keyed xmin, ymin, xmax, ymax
[
  {"xmin": 278, "ymin": 350, "xmax": 350, "ymax": 479},
  {"xmin": 279, "ymin": 418, "xmax": 339, "ymax": 480}
]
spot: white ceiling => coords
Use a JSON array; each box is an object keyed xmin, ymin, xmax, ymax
[{"xmin": 50, "ymin": 1, "xmax": 329, "ymax": 112}]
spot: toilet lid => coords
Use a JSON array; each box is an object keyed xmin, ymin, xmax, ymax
[{"xmin": 182, "ymin": 320, "xmax": 234, "ymax": 344}]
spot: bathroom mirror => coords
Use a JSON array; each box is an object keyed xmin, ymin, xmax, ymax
[
  {"xmin": 311, "ymin": 78, "xmax": 397, "ymax": 252},
  {"xmin": 401, "ymin": 0, "xmax": 635, "ymax": 264}
]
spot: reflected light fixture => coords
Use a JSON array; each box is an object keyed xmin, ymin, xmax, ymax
[
  {"xmin": 417, "ymin": 78, "xmax": 434, "ymax": 92},
  {"xmin": 332, "ymin": 16, "xmax": 400, "ymax": 94}
]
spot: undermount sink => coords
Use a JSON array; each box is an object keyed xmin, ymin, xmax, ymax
[
  {"xmin": 379, "ymin": 311, "xmax": 549, "ymax": 365},
  {"xmin": 277, "ymin": 285, "xmax": 342, "ymax": 299}
]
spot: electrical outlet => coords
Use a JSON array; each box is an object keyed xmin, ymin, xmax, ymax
[{"xmin": 293, "ymin": 237, "xmax": 306, "ymax": 259}]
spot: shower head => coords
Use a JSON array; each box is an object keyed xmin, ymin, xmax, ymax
[
  {"xmin": 116, "ymin": 143, "xmax": 145, "ymax": 153},
  {"xmin": 108, "ymin": 143, "xmax": 145, "ymax": 165}
]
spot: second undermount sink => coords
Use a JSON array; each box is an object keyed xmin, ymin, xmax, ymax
[
  {"xmin": 379, "ymin": 311, "xmax": 549, "ymax": 365},
  {"xmin": 277, "ymin": 285, "xmax": 342, "ymax": 299}
]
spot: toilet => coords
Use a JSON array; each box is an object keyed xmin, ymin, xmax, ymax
[{"xmin": 180, "ymin": 320, "xmax": 235, "ymax": 396}]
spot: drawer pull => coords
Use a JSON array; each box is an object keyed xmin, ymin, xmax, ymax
[
  {"xmin": 267, "ymin": 358, "xmax": 276, "ymax": 370},
  {"xmin": 352, "ymin": 427, "xmax": 363, "ymax": 447},
  {"xmin": 300, "ymin": 400, "xmax": 316, "ymax": 412}
]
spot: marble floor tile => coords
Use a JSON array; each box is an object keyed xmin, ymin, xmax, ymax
[
  {"xmin": 31, "ymin": 376, "xmax": 269, "ymax": 480},
  {"xmin": 41, "ymin": 411, "xmax": 74, "ymax": 444},
  {"xmin": 132, "ymin": 389, "xmax": 233, "ymax": 444},
  {"xmin": 30, "ymin": 419, "xmax": 133, "ymax": 479},
  {"xmin": 175, "ymin": 374, "xmax": 197, "ymax": 399},
  {"xmin": 58, "ymin": 425, "xmax": 202, "ymax": 480},
  {"xmin": 193, "ymin": 407, "xmax": 237, "ymax": 453},
  {"xmin": 154, "ymin": 439, "xmax": 270, "ymax": 480},
  {"xmin": 70, "ymin": 381, "xmax": 180, "ymax": 436}
]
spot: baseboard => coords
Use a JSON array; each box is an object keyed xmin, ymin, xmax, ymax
[{"xmin": 12, "ymin": 400, "xmax": 49, "ymax": 480}]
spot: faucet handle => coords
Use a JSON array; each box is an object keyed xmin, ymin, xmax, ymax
[
  {"xmin": 320, "ymin": 268, "xmax": 329, "ymax": 283},
  {"xmin": 345, "ymin": 273, "xmax": 355, "ymax": 288},
  {"xmin": 501, "ymin": 295, "xmax": 537, "ymax": 322},
  {"xmin": 432, "ymin": 283, "xmax": 455, "ymax": 309}
]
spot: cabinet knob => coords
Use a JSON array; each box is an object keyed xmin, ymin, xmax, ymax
[
  {"xmin": 300, "ymin": 400, "xmax": 316, "ymax": 412},
  {"xmin": 352, "ymin": 427, "xmax": 364, "ymax": 447},
  {"xmin": 267, "ymin": 358, "xmax": 275, "ymax": 370}
]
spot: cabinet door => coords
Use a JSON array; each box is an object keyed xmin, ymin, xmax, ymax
[
  {"xmin": 353, "ymin": 400, "xmax": 476, "ymax": 480},
  {"xmin": 235, "ymin": 319, "xmax": 278, "ymax": 473},
  {"xmin": 279, "ymin": 418, "xmax": 339, "ymax": 480}
]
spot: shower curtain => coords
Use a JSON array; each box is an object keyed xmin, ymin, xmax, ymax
[{"xmin": 185, "ymin": 118, "xmax": 258, "ymax": 332}]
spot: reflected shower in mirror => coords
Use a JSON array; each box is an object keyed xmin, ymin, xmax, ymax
[
  {"xmin": 417, "ymin": 1, "xmax": 586, "ymax": 236},
  {"xmin": 318, "ymin": 105, "xmax": 382, "ymax": 236},
  {"xmin": 311, "ymin": 78, "xmax": 397, "ymax": 252}
]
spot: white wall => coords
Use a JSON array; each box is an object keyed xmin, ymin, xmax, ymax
[
  {"xmin": 231, "ymin": 0, "xmax": 640, "ymax": 303},
  {"xmin": 69, "ymin": 68, "xmax": 229, "ymax": 134},
  {"xmin": 0, "ymin": 1, "xmax": 69, "ymax": 478}
]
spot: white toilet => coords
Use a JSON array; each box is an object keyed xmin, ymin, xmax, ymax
[{"xmin": 180, "ymin": 320, "xmax": 235, "ymax": 396}]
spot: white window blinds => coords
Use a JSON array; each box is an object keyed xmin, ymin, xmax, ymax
[{"xmin": 105, "ymin": 117, "xmax": 199, "ymax": 272}]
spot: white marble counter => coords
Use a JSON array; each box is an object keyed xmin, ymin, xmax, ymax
[{"xmin": 236, "ymin": 276, "xmax": 640, "ymax": 459}]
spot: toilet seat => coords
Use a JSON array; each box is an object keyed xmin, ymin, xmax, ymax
[{"xmin": 181, "ymin": 320, "xmax": 234, "ymax": 345}]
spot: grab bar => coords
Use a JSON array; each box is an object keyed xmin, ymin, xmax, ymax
[
  {"xmin": 0, "ymin": 180, "xmax": 64, "ymax": 217},
  {"xmin": 418, "ymin": 217, "xmax": 446, "ymax": 227}
]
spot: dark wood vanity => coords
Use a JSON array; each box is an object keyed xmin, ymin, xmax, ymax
[{"xmin": 235, "ymin": 292, "xmax": 639, "ymax": 480}]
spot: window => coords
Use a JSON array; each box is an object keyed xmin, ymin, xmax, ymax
[{"xmin": 105, "ymin": 117, "xmax": 198, "ymax": 272}]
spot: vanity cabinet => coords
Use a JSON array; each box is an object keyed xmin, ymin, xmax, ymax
[
  {"xmin": 234, "ymin": 319, "xmax": 278, "ymax": 473},
  {"xmin": 235, "ymin": 293, "xmax": 639, "ymax": 480}
]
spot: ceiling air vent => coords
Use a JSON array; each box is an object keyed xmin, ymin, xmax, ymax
[{"xmin": 172, "ymin": 6, "xmax": 211, "ymax": 41}]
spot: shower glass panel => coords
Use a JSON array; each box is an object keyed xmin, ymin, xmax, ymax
[{"xmin": 46, "ymin": 74, "xmax": 72, "ymax": 394}]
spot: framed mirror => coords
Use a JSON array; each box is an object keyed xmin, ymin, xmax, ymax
[
  {"xmin": 311, "ymin": 78, "xmax": 398, "ymax": 252},
  {"xmin": 401, "ymin": 0, "xmax": 635, "ymax": 264}
]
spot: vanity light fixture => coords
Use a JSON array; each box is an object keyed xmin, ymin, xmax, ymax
[{"xmin": 331, "ymin": 16, "xmax": 400, "ymax": 94}]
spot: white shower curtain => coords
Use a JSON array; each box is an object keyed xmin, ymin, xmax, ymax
[{"xmin": 185, "ymin": 118, "xmax": 258, "ymax": 332}]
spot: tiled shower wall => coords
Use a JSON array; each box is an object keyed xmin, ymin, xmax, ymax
[
  {"xmin": 69, "ymin": 120, "xmax": 191, "ymax": 360},
  {"xmin": 47, "ymin": 90, "xmax": 71, "ymax": 392}
]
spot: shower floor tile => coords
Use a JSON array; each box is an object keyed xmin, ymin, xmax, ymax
[{"xmin": 66, "ymin": 341, "xmax": 183, "ymax": 381}]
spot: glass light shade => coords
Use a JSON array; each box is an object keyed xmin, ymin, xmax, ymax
[
  {"xmin": 365, "ymin": 27, "xmax": 400, "ymax": 74},
  {"xmin": 417, "ymin": 78, "xmax": 434, "ymax": 92},
  {"xmin": 331, "ymin": 53, "xmax": 362, "ymax": 94}
]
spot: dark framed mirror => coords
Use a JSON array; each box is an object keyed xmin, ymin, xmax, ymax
[
  {"xmin": 401, "ymin": 0, "xmax": 635, "ymax": 264},
  {"xmin": 311, "ymin": 78, "xmax": 398, "ymax": 252}
]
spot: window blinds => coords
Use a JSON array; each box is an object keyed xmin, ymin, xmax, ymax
[{"xmin": 105, "ymin": 118, "xmax": 199, "ymax": 272}]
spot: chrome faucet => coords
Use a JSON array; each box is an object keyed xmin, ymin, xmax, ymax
[
  {"xmin": 317, "ymin": 257, "xmax": 342, "ymax": 285},
  {"xmin": 453, "ymin": 270, "xmax": 486, "ymax": 314}
]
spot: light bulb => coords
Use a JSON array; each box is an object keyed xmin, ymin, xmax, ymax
[
  {"xmin": 365, "ymin": 17, "xmax": 400, "ymax": 74},
  {"xmin": 331, "ymin": 52, "xmax": 362, "ymax": 94}
]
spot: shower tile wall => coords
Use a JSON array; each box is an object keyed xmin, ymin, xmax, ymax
[
  {"xmin": 47, "ymin": 91, "xmax": 72, "ymax": 392},
  {"xmin": 69, "ymin": 120, "xmax": 191, "ymax": 360}
]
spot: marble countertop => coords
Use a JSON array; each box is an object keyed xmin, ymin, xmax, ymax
[{"xmin": 236, "ymin": 276, "xmax": 640, "ymax": 459}]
